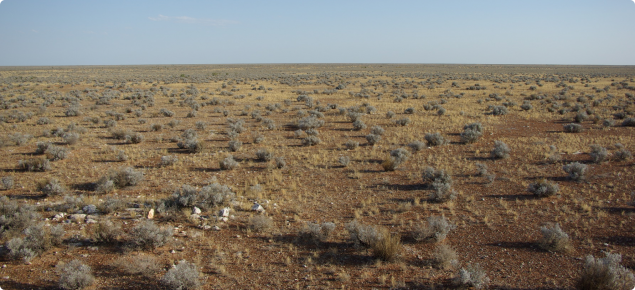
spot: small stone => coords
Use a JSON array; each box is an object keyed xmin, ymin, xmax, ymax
[
  {"xmin": 190, "ymin": 214, "xmax": 200, "ymax": 220},
  {"xmin": 52, "ymin": 213, "xmax": 66, "ymax": 221},
  {"xmin": 170, "ymin": 250, "xmax": 176, "ymax": 254},
  {"xmin": 220, "ymin": 207, "xmax": 230, "ymax": 217},
  {"xmin": 202, "ymin": 225, "xmax": 212, "ymax": 230},
  {"xmin": 192, "ymin": 207, "xmax": 202, "ymax": 215},
  {"xmin": 213, "ymin": 226, "xmax": 221, "ymax": 231},
  {"xmin": 85, "ymin": 218, "xmax": 97, "ymax": 224},
  {"xmin": 147, "ymin": 209, "xmax": 155, "ymax": 219},
  {"xmin": 70, "ymin": 214, "xmax": 86, "ymax": 223},
  {"xmin": 251, "ymin": 203, "xmax": 264, "ymax": 212}
]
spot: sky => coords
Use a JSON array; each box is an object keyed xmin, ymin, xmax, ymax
[{"xmin": 0, "ymin": 0, "xmax": 634, "ymax": 66}]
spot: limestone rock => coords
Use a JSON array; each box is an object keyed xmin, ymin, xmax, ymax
[
  {"xmin": 219, "ymin": 207, "xmax": 230, "ymax": 217},
  {"xmin": 147, "ymin": 209, "xmax": 155, "ymax": 219}
]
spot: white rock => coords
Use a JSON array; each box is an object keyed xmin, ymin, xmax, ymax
[
  {"xmin": 202, "ymin": 225, "xmax": 212, "ymax": 230},
  {"xmin": 147, "ymin": 209, "xmax": 155, "ymax": 219},
  {"xmin": 85, "ymin": 218, "xmax": 97, "ymax": 224},
  {"xmin": 192, "ymin": 207, "xmax": 202, "ymax": 215},
  {"xmin": 251, "ymin": 203, "xmax": 264, "ymax": 212},
  {"xmin": 190, "ymin": 214, "xmax": 200, "ymax": 220},
  {"xmin": 219, "ymin": 207, "xmax": 230, "ymax": 217},
  {"xmin": 52, "ymin": 213, "xmax": 66, "ymax": 221},
  {"xmin": 70, "ymin": 214, "xmax": 86, "ymax": 223},
  {"xmin": 213, "ymin": 226, "xmax": 221, "ymax": 231}
]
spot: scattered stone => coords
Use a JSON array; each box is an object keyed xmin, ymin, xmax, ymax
[
  {"xmin": 192, "ymin": 207, "xmax": 202, "ymax": 215},
  {"xmin": 147, "ymin": 209, "xmax": 155, "ymax": 219},
  {"xmin": 190, "ymin": 214, "xmax": 200, "ymax": 220},
  {"xmin": 213, "ymin": 226, "xmax": 221, "ymax": 231},
  {"xmin": 170, "ymin": 250, "xmax": 176, "ymax": 254},
  {"xmin": 202, "ymin": 225, "xmax": 212, "ymax": 230},
  {"xmin": 82, "ymin": 204, "xmax": 97, "ymax": 214},
  {"xmin": 85, "ymin": 218, "xmax": 97, "ymax": 224},
  {"xmin": 52, "ymin": 213, "xmax": 66, "ymax": 221},
  {"xmin": 220, "ymin": 207, "xmax": 230, "ymax": 217},
  {"xmin": 252, "ymin": 203, "xmax": 265, "ymax": 213},
  {"xmin": 70, "ymin": 214, "xmax": 86, "ymax": 223}
]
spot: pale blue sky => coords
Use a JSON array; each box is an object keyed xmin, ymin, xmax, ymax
[{"xmin": 1, "ymin": 0, "xmax": 634, "ymax": 66}]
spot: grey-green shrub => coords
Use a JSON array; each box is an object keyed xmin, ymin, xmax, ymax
[
  {"xmin": 577, "ymin": 253, "xmax": 635, "ymax": 290},
  {"xmin": 425, "ymin": 133, "xmax": 448, "ymax": 146},
  {"xmin": 453, "ymin": 263, "xmax": 490, "ymax": 289},
  {"xmin": 37, "ymin": 178, "xmax": 65, "ymax": 196},
  {"xmin": 256, "ymin": 148, "xmax": 274, "ymax": 162},
  {"xmin": 18, "ymin": 158, "xmax": 51, "ymax": 172},
  {"xmin": 161, "ymin": 260, "xmax": 201, "ymax": 290},
  {"xmin": 129, "ymin": 220, "xmax": 173, "ymax": 249},
  {"xmin": 58, "ymin": 260, "xmax": 94, "ymax": 290},
  {"xmin": 527, "ymin": 179, "xmax": 559, "ymax": 197},
  {"xmin": 490, "ymin": 140, "xmax": 510, "ymax": 159},
  {"xmin": 300, "ymin": 222, "xmax": 336, "ymax": 243},
  {"xmin": 414, "ymin": 215, "xmax": 456, "ymax": 243},
  {"xmin": 564, "ymin": 123, "xmax": 584, "ymax": 133},
  {"xmin": 563, "ymin": 162, "xmax": 587, "ymax": 181},
  {"xmin": 228, "ymin": 140, "xmax": 242, "ymax": 152},
  {"xmin": 590, "ymin": 145, "xmax": 608, "ymax": 163},
  {"xmin": 539, "ymin": 223, "xmax": 571, "ymax": 252},
  {"xmin": 219, "ymin": 155, "xmax": 239, "ymax": 170},
  {"xmin": 1, "ymin": 176, "xmax": 14, "ymax": 190},
  {"xmin": 302, "ymin": 136, "xmax": 321, "ymax": 146}
]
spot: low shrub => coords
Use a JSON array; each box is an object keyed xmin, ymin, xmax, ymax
[
  {"xmin": 1, "ymin": 176, "xmax": 14, "ymax": 190},
  {"xmin": 344, "ymin": 140, "xmax": 359, "ymax": 150},
  {"xmin": 58, "ymin": 260, "xmax": 94, "ymax": 290},
  {"xmin": 372, "ymin": 228, "xmax": 402, "ymax": 262},
  {"xmin": 274, "ymin": 157, "xmax": 286, "ymax": 169},
  {"xmin": 92, "ymin": 219, "xmax": 123, "ymax": 244},
  {"xmin": 527, "ymin": 179, "xmax": 559, "ymax": 197},
  {"xmin": 433, "ymin": 244, "xmax": 458, "ymax": 270},
  {"xmin": 18, "ymin": 158, "xmax": 51, "ymax": 172},
  {"xmin": 228, "ymin": 140, "xmax": 242, "ymax": 152},
  {"xmin": 352, "ymin": 119, "xmax": 366, "ymax": 131},
  {"xmin": 256, "ymin": 148, "xmax": 274, "ymax": 162},
  {"xmin": 7, "ymin": 223, "xmax": 64, "ymax": 263},
  {"xmin": 370, "ymin": 125, "xmax": 385, "ymax": 135},
  {"xmin": 622, "ymin": 117, "xmax": 635, "ymax": 127},
  {"xmin": 300, "ymin": 222, "xmax": 336, "ymax": 243},
  {"xmin": 116, "ymin": 255, "xmax": 160, "ymax": 278},
  {"xmin": 129, "ymin": 220, "xmax": 173, "ymax": 249},
  {"xmin": 490, "ymin": 140, "xmax": 510, "ymax": 159},
  {"xmin": 564, "ymin": 123, "xmax": 584, "ymax": 133},
  {"xmin": 394, "ymin": 117, "xmax": 410, "ymax": 126},
  {"xmin": 382, "ymin": 148, "xmax": 410, "ymax": 171},
  {"xmin": 36, "ymin": 178, "xmax": 66, "ymax": 196},
  {"xmin": 96, "ymin": 167, "xmax": 143, "ymax": 193},
  {"xmin": 563, "ymin": 162, "xmax": 587, "ymax": 181},
  {"xmin": 577, "ymin": 253, "xmax": 635, "ymax": 290},
  {"xmin": 365, "ymin": 134, "xmax": 381, "ymax": 145},
  {"xmin": 539, "ymin": 223, "xmax": 571, "ymax": 252},
  {"xmin": 345, "ymin": 220, "xmax": 381, "ymax": 248},
  {"xmin": 45, "ymin": 145, "xmax": 70, "ymax": 161},
  {"xmin": 590, "ymin": 145, "xmax": 608, "ymax": 163},
  {"xmin": 424, "ymin": 133, "xmax": 448, "ymax": 146},
  {"xmin": 405, "ymin": 140, "xmax": 424, "ymax": 152},
  {"xmin": 302, "ymin": 136, "xmax": 321, "ymax": 146},
  {"xmin": 161, "ymin": 260, "xmax": 201, "ymax": 290},
  {"xmin": 219, "ymin": 155, "xmax": 239, "ymax": 170},
  {"xmin": 414, "ymin": 215, "xmax": 456, "ymax": 243},
  {"xmin": 453, "ymin": 263, "xmax": 490, "ymax": 289},
  {"xmin": 338, "ymin": 156, "xmax": 351, "ymax": 167},
  {"xmin": 248, "ymin": 215, "xmax": 274, "ymax": 233},
  {"xmin": 160, "ymin": 155, "xmax": 178, "ymax": 167}
]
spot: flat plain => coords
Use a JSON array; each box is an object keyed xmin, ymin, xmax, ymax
[{"xmin": 0, "ymin": 64, "xmax": 634, "ymax": 289}]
